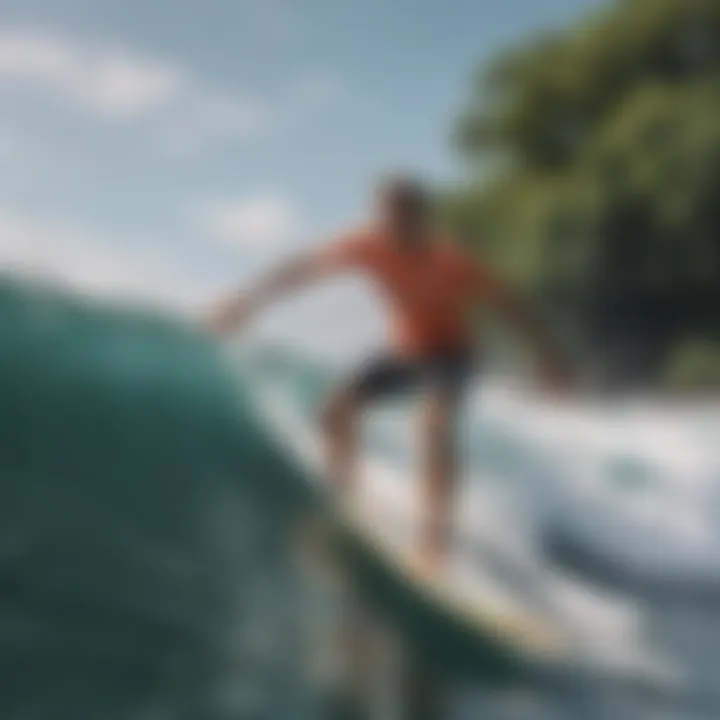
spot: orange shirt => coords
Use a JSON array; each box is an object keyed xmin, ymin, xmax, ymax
[{"xmin": 321, "ymin": 228, "xmax": 504, "ymax": 357}]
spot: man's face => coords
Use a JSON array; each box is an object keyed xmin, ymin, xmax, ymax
[{"xmin": 377, "ymin": 185, "xmax": 428, "ymax": 246}]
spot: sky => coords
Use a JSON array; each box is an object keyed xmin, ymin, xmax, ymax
[{"xmin": 0, "ymin": 0, "xmax": 603, "ymax": 359}]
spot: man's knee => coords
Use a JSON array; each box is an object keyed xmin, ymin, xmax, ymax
[{"xmin": 319, "ymin": 391, "xmax": 359, "ymax": 436}]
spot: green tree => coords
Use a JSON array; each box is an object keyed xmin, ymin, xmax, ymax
[{"xmin": 446, "ymin": 0, "xmax": 720, "ymax": 385}]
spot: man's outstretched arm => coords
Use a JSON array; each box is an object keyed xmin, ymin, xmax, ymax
[
  {"xmin": 205, "ymin": 251, "xmax": 332, "ymax": 334},
  {"xmin": 475, "ymin": 267, "xmax": 573, "ymax": 389},
  {"xmin": 205, "ymin": 232, "xmax": 372, "ymax": 334}
]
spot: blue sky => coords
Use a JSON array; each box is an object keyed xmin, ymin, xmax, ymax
[{"xmin": 0, "ymin": 0, "xmax": 602, "ymax": 356}]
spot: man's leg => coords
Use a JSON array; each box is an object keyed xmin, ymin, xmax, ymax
[
  {"xmin": 319, "ymin": 388, "xmax": 362, "ymax": 497},
  {"xmin": 417, "ymin": 388, "xmax": 460, "ymax": 575},
  {"xmin": 319, "ymin": 356, "xmax": 417, "ymax": 497}
]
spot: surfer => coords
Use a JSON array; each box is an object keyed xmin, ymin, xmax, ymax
[{"xmin": 208, "ymin": 175, "xmax": 570, "ymax": 575}]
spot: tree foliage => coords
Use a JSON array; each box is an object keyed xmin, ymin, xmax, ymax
[{"xmin": 446, "ymin": 0, "xmax": 720, "ymax": 383}]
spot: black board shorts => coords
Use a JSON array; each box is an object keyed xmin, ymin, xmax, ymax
[{"xmin": 346, "ymin": 348, "xmax": 478, "ymax": 403}]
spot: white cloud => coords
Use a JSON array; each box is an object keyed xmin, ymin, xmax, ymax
[
  {"xmin": 0, "ymin": 27, "xmax": 340, "ymax": 152},
  {"xmin": 0, "ymin": 210, "xmax": 209, "ymax": 311},
  {"xmin": 0, "ymin": 30, "xmax": 73, "ymax": 82},
  {"xmin": 0, "ymin": 28, "xmax": 268, "ymax": 144},
  {"xmin": 199, "ymin": 195, "xmax": 300, "ymax": 249},
  {"xmin": 80, "ymin": 53, "xmax": 184, "ymax": 120},
  {"xmin": 0, "ymin": 29, "xmax": 184, "ymax": 120}
]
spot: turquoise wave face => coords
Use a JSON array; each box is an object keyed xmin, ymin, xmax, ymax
[
  {"xmin": 5, "ymin": 275, "xmax": 720, "ymax": 718},
  {"xmin": 0, "ymin": 277, "xmax": 317, "ymax": 718}
]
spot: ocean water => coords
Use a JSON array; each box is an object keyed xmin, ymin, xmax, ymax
[{"xmin": 2, "ymin": 275, "xmax": 720, "ymax": 719}]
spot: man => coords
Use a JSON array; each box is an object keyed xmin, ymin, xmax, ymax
[{"xmin": 208, "ymin": 175, "xmax": 569, "ymax": 575}]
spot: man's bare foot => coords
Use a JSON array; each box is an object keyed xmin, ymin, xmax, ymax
[{"xmin": 410, "ymin": 548, "xmax": 445, "ymax": 582}]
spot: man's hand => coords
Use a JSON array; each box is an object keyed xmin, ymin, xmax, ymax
[
  {"xmin": 537, "ymin": 357, "xmax": 576, "ymax": 396},
  {"xmin": 205, "ymin": 294, "xmax": 256, "ymax": 335}
]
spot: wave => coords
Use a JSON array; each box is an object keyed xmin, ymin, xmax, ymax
[
  {"xmin": 0, "ymin": 277, "xmax": 317, "ymax": 718},
  {"xmin": 4, "ymin": 275, "xmax": 720, "ymax": 716}
]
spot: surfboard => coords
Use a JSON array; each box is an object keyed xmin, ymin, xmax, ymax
[{"xmin": 243, "ymin": 374, "xmax": 570, "ymax": 683}]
